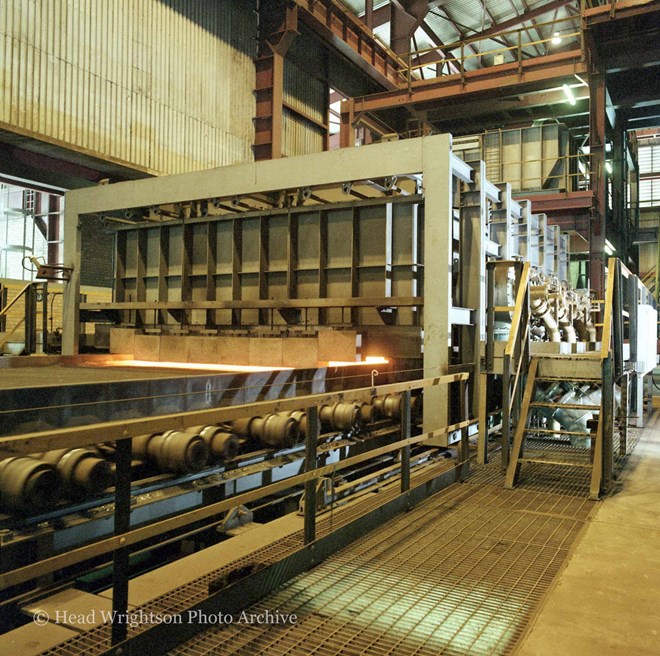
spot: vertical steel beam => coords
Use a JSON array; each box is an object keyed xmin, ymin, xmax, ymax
[
  {"xmin": 502, "ymin": 353, "xmax": 512, "ymax": 472},
  {"xmin": 111, "ymin": 437, "xmax": 132, "ymax": 645},
  {"xmin": 304, "ymin": 407, "xmax": 319, "ymax": 544},
  {"xmin": 601, "ymin": 356, "xmax": 614, "ymax": 493},
  {"xmin": 365, "ymin": 0, "xmax": 374, "ymax": 29},
  {"xmin": 400, "ymin": 390, "xmax": 412, "ymax": 493},
  {"xmin": 181, "ymin": 223, "xmax": 193, "ymax": 325},
  {"xmin": 459, "ymin": 379, "xmax": 469, "ymax": 481},
  {"xmin": 628, "ymin": 274, "xmax": 640, "ymax": 422},
  {"xmin": 61, "ymin": 199, "xmax": 81, "ymax": 355},
  {"xmin": 339, "ymin": 99, "xmax": 355, "ymax": 149},
  {"xmin": 136, "ymin": 229, "xmax": 147, "ymax": 327},
  {"xmin": 350, "ymin": 206, "xmax": 359, "ymax": 325},
  {"xmin": 619, "ymin": 371, "xmax": 628, "ymax": 457},
  {"xmin": 23, "ymin": 283, "xmax": 37, "ymax": 355},
  {"xmin": 206, "ymin": 223, "xmax": 217, "ymax": 328},
  {"xmin": 588, "ymin": 71, "xmax": 608, "ymax": 296},
  {"xmin": 460, "ymin": 162, "xmax": 487, "ymax": 421},
  {"xmin": 612, "ymin": 124, "xmax": 626, "ymax": 255},
  {"xmin": 231, "ymin": 219, "xmax": 242, "ymax": 326},
  {"xmin": 0, "ymin": 285, "xmax": 6, "ymax": 332},
  {"xmin": 41, "ymin": 282, "xmax": 48, "ymax": 355},
  {"xmin": 318, "ymin": 210, "xmax": 328, "ymax": 325},
  {"xmin": 612, "ymin": 260, "xmax": 624, "ymax": 379},
  {"xmin": 254, "ymin": 5, "xmax": 298, "ymax": 161},
  {"xmin": 288, "ymin": 208, "xmax": 299, "ymax": 301},
  {"xmin": 157, "ymin": 227, "xmax": 169, "ymax": 325},
  {"xmin": 259, "ymin": 217, "xmax": 269, "ymax": 325},
  {"xmin": 271, "ymin": 53, "xmax": 285, "ymax": 160},
  {"xmin": 47, "ymin": 194, "xmax": 61, "ymax": 266}
]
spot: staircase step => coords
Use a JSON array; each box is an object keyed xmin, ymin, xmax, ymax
[
  {"xmin": 519, "ymin": 457, "xmax": 592, "ymax": 468},
  {"xmin": 524, "ymin": 427, "xmax": 594, "ymax": 437},
  {"xmin": 530, "ymin": 402, "xmax": 600, "ymax": 411}
]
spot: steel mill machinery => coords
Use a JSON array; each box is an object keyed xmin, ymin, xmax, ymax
[{"xmin": 0, "ymin": 135, "xmax": 655, "ymax": 655}]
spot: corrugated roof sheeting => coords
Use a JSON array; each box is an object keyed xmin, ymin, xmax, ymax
[
  {"xmin": 0, "ymin": 0, "xmax": 257, "ymax": 176},
  {"xmin": 335, "ymin": 1, "xmax": 580, "ymax": 65}
]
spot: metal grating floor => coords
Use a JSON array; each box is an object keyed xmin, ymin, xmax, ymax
[
  {"xmin": 39, "ymin": 458, "xmax": 457, "ymax": 656},
  {"xmin": 469, "ymin": 423, "xmax": 643, "ymax": 498},
  {"xmin": 168, "ymin": 479, "xmax": 594, "ymax": 656}
]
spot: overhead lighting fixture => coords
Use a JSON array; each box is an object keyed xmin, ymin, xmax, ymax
[
  {"xmin": 562, "ymin": 84, "xmax": 576, "ymax": 105},
  {"xmin": 605, "ymin": 160, "xmax": 613, "ymax": 174},
  {"xmin": 552, "ymin": 31, "xmax": 562, "ymax": 45},
  {"xmin": 605, "ymin": 239, "xmax": 616, "ymax": 255}
]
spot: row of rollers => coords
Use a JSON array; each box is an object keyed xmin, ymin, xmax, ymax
[{"xmin": 0, "ymin": 394, "xmax": 413, "ymax": 514}]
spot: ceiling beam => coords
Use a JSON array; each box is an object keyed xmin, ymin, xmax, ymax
[
  {"xmin": 419, "ymin": 21, "xmax": 460, "ymax": 74},
  {"xmin": 353, "ymin": 49, "xmax": 586, "ymax": 113},
  {"xmin": 368, "ymin": 3, "xmax": 390, "ymax": 29},
  {"xmin": 390, "ymin": 1, "xmax": 448, "ymax": 54},
  {"xmin": 466, "ymin": 0, "xmax": 574, "ymax": 43}
]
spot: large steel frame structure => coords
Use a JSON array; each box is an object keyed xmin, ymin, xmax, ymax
[{"xmin": 63, "ymin": 136, "xmax": 468, "ymax": 431}]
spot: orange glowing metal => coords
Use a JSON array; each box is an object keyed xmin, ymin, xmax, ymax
[
  {"xmin": 326, "ymin": 356, "xmax": 389, "ymax": 367},
  {"xmin": 98, "ymin": 359, "xmax": 292, "ymax": 373}
]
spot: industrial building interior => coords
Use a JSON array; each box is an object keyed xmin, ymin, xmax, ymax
[{"xmin": 1, "ymin": 1, "xmax": 659, "ymax": 655}]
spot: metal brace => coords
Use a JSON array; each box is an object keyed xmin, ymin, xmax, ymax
[
  {"xmin": 217, "ymin": 505, "xmax": 253, "ymax": 534},
  {"xmin": 298, "ymin": 477, "xmax": 333, "ymax": 515}
]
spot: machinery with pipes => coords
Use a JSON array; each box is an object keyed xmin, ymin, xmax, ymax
[
  {"xmin": 484, "ymin": 249, "xmax": 656, "ymax": 497},
  {"xmin": 0, "ymin": 136, "xmax": 655, "ymax": 650}
]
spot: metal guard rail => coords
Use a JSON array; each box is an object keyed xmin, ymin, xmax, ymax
[
  {"xmin": 0, "ymin": 372, "xmax": 468, "ymax": 591},
  {"xmin": 501, "ymin": 262, "xmax": 531, "ymax": 471}
]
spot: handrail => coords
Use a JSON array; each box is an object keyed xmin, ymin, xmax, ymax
[
  {"xmin": 0, "ymin": 373, "xmax": 466, "ymax": 590},
  {"xmin": 407, "ymin": 30, "xmax": 581, "ymax": 75},
  {"xmin": 401, "ymin": 13, "xmax": 582, "ymax": 84},
  {"xmin": 0, "ymin": 317, "xmax": 25, "ymax": 349},
  {"xmin": 0, "ymin": 373, "xmax": 467, "ymax": 456},
  {"xmin": 508, "ymin": 322, "xmax": 530, "ymax": 415},
  {"xmin": 0, "ymin": 282, "xmax": 30, "ymax": 318},
  {"xmin": 497, "ymin": 261, "xmax": 531, "ymax": 472},
  {"xmin": 404, "ymin": 15, "xmax": 580, "ymax": 62},
  {"xmin": 505, "ymin": 262, "xmax": 531, "ymax": 357},
  {"xmin": 641, "ymin": 266, "xmax": 655, "ymax": 285}
]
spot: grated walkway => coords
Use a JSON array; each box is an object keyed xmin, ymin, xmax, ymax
[{"xmin": 169, "ymin": 464, "xmax": 594, "ymax": 656}]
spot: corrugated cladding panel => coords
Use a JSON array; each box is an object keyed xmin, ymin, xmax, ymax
[
  {"xmin": 282, "ymin": 59, "xmax": 325, "ymax": 157},
  {"xmin": 282, "ymin": 108, "xmax": 324, "ymax": 157},
  {"xmin": 0, "ymin": 0, "xmax": 256, "ymax": 175},
  {"xmin": 284, "ymin": 59, "xmax": 325, "ymax": 125}
]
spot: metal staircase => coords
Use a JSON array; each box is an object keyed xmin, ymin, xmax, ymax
[
  {"xmin": 504, "ymin": 355, "xmax": 608, "ymax": 499},
  {"xmin": 500, "ymin": 259, "xmax": 624, "ymax": 500}
]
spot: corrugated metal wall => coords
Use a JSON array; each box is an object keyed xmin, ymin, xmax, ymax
[
  {"xmin": 0, "ymin": 0, "xmax": 256, "ymax": 175},
  {"xmin": 282, "ymin": 58, "xmax": 325, "ymax": 157},
  {"xmin": 482, "ymin": 125, "xmax": 569, "ymax": 192}
]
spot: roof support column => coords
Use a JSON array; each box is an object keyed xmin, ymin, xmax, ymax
[
  {"xmin": 253, "ymin": 3, "xmax": 298, "ymax": 161},
  {"xmin": 588, "ymin": 70, "xmax": 607, "ymax": 295},
  {"xmin": 61, "ymin": 200, "xmax": 81, "ymax": 355}
]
